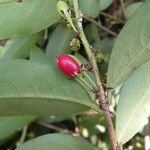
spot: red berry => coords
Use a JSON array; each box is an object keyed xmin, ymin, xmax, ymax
[{"xmin": 57, "ymin": 54, "xmax": 81, "ymax": 77}]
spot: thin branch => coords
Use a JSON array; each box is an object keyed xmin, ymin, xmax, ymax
[
  {"xmin": 100, "ymin": 12, "xmax": 125, "ymax": 24},
  {"xmin": 98, "ymin": 85, "xmax": 119, "ymax": 150},
  {"xmin": 17, "ymin": 125, "xmax": 28, "ymax": 147},
  {"xmin": 83, "ymin": 15, "xmax": 117, "ymax": 37},
  {"xmin": 37, "ymin": 121, "xmax": 79, "ymax": 137},
  {"xmin": 73, "ymin": 0, "xmax": 119, "ymax": 149}
]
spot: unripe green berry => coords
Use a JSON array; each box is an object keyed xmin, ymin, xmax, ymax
[
  {"xmin": 96, "ymin": 53, "xmax": 104, "ymax": 63},
  {"xmin": 70, "ymin": 38, "xmax": 80, "ymax": 51}
]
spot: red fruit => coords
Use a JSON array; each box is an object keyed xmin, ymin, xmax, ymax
[{"xmin": 57, "ymin": 54, "xmax": 81, "ymax": 77}]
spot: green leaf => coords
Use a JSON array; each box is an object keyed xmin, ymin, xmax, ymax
[
  {"xmin": 125, "ymin": 2, "xmax": 143, "ymax": 19},
  {"xmin": 107, "ymin": 2, "xmax": 150, "ymax": 87},
  {"xmin": 46, "ymin": 24, "xmax": 73, "ymax": 64},
  {"xmin": 0, "ymin": 59, "xmax": 99, "ymax": 116},
  {"xmin": 79, "ymin": 0, "xmax": 100, "ymax": 18},
  {"xmin": 84, "ymin": 23, "xmax": 101, "ymax": 45},
  {"xmin": 0, "ymin": 0, "xmax": 59, "ymax": 39},
  {"xmin": 98, "ymin": 37, "xmax": 114, "ymax": 62},
  {"xmin": 116, "ymin": 61, "xmax": 150, "ymax": 144},
  {"xmin": 99, "ymin": 0, "xmax": 113, "ymax": 11},
  {"xmin": 2, "ymin": 34, "xmax": 40, "ymax": 59},
  {"xmin": 16, "ymin": 133, "xmax": 98, "ymax": 150},
  {"xmin": 79, "ymin": 115, "xmax": 106, "ymax": 136},
  {"xmin": 0, "ymin": 46, "xmax": 4, "ymax": 57},
  {"xmin": 0, "ymin": 116, "xmax": 36, "ymax": 142},
  {"xmin": 30, "ymin": 46, "xmax": 50, "ymax": 63},
  {"xmin": 0, "ymin": 0, "xmax": 15, "ymax": 3}
]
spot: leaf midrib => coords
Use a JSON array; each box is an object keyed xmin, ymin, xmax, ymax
[
  {"xmin": 0, "ymin": 96, "xmax": 99, "ymax": 112},
  {"xmin": 114, "ymin": 45, "xmax": 150, "ymax": 86}
]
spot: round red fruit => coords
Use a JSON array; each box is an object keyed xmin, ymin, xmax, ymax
[{"xmin": 57, "ymin": 54, "xmax": 81, "ymax": 77}]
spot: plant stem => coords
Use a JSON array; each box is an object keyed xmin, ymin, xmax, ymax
[
  {"xmin": 100, "ymin": 12, "xmax": 125, "ymax": 24},
  {"xmin": 17, "ymin": 125, "xmax": 28, "ymax": 147},
  {"xmin": 73, "ymin": 0, "xmax": 119, "ymax": 149},
  {"xmin": 37, "ymin": 121, "xmax": 77, "ymax": 135}
]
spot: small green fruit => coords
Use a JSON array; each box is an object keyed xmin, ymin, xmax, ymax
[
  {"xmin": 70, "ymin": 38, "xmax": 80, "ymax": 51},
  {"xmin": 96, "ymin": 53, "xmax": 104, "ymax": 63}
]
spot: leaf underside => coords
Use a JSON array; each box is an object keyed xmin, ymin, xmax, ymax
[
  {"xmin": 107, "ymin": 2, "xmax": 150, "ymax": 87},
  {"xmin": 116, "ymin": 61, "xmax": 150, "ymax": 144}
]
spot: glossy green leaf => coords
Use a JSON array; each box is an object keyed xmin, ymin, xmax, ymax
[
  {"xmin": 99, "ymin": 0, "xmax": 113, "ymax": 11},
  {"xmin": 0, "ymin": 116, "xmax": 36, "ymax": 142},
  {"xmin": 0, "ymin": 0, "xmax": 59, "ymax": 39},
  {"xmin": 2, "ymin": 34, "xmax": 40, "ymax": 59},
  {"xmin": 0, "ymin": 59, "xmax": 99, "ymax": 116},
  {"xmin": 116, "ymin": 61, "xmax": 150, "ymax": 144},
  {"xmin": 16, "ymin": 133, "xmax": 98, "ymax": 150},
  {"xmin": 46, "ymin": 24, "xmax": 73, "ymax": 64},
  {"xmin": 107, "ymin": 2, "xmax": 150, "ymax": 87},
  {"xmin": 79, "ymin": 0, "xmax": 100, "ymax": 18}
]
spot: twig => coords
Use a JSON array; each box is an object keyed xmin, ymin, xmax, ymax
[
  {"xmin": 100, "ymin": 12, "xmax": 125, "ymax": 24},
  {"xmin": 37, "ymin": 121, "xmax": 79, "ymax": 137},
  {"xmin": 83, "ymin": 15, "xmax": 117, "ymax": 37},
  {"xmin": 98, "ymin": 85, "xmax": 119, "ymax": 150},
  {"xmin": 17, "ymin": 125, "xmax": 28, "ymax": 147},
  {"xmin": 73, "ymin": 0, "xmax": 119, "ymax": 149}
]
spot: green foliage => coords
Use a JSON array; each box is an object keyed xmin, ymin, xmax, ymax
[
  {"xmin": 0, "ymin": 59, "xmax": 99, "ymax": 116},
  {"xmin": 0, "ymin": 0, "xmax": 15, "ymax": 3},
  {"xmin": 79, "ymin": 0, "xmax": 100, "ymax": 18},
  {"xmin": 107, "ymin": 2, "xmax": 150, "ymax": 87},
  {"xmin": 30, "ymin": 46, "xmax": 50, "ymax": 63},
  {"xmin": 116, "ymin": 61, "xmax": 150, "ymax": 144},
  {"xmin": 2, "ymin": 33, "xmax": 40, "ymax": 59},
  {"xmin": 78, "ymin": 0, "xmax": 113, "ymax": 18},
  {"xmin": 107, "ymin": 0, "xmax": 150, "ymax": 147},
  {"xmin": 0, "ymin": 46, "xmax": 4, "ymax": 57},
  {"xmin": 46, "ymin": 24, "xmax": 73, "ymax": 64},
  {"xmin": 16, "ymin": 133, "xmax": 99, "ymax": 150},
  {"xmin": 0, "ymin": 0, "xmax": 59, "ymax": 39},
  {"xmin": 0, "ymin": 116, "xmax": 36, "ymax": 143},
  {"xmin": 99, "ymin": 0, "xmax": 113, "ymax": 11},
  {"xmin": 0, "ymin": 0, "xmax": 149, "ymax": 149},
  {"xmin": 125, "ymin": 2, "xmax": 143, "ymax": 19}
]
